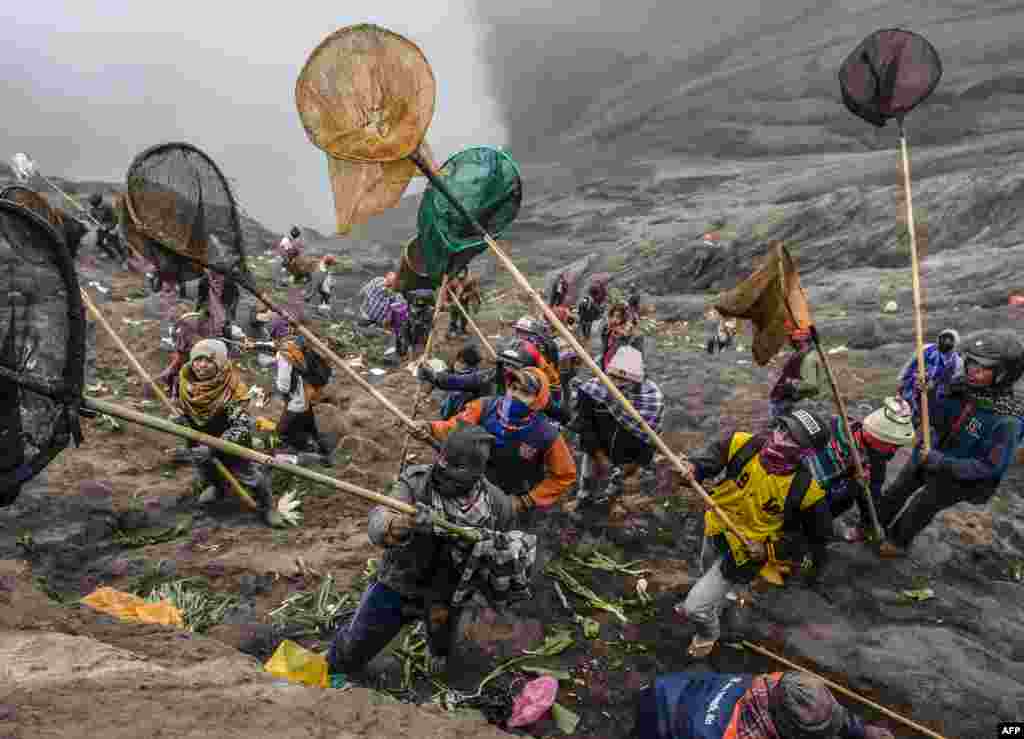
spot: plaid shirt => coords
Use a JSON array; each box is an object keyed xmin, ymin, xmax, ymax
[
  {"xmin": 734, "ymin": 674, "xmax": 782, "ymax": 739},
  {"xmin": 360, "ymin": 276, "xmax": 401, "ymax": 325},
  {"xmin": 579, "ymin": 377, "xmax": 664, "ymax": 439}
]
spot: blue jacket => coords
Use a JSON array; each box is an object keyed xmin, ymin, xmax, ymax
[
  {"xmin": 431, "ymin": 367, "xmax": 495, "ymax": 419},
  {"xmin": 916, "ymin": 391, "xmax": 1023, "ymax": 483},
  {"xmin": 637, "ymin": 671, "xmax": 868, "ymax": 739}
]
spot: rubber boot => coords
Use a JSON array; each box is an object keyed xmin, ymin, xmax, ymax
[{"xmin": 253, "ymin": 472, "xmax": 286, "ymax": 528}]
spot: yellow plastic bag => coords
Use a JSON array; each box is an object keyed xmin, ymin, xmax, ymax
[
  {"xmin": 81, "ymin": 587, "xmax": 184, "ymax": 627},
  {"xmin": 264, "ymin": 640, "xmax": 329, "ymax": 688}
]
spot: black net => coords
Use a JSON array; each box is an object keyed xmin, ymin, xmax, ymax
[
  {"xmin": 0, "ymin": 201, "xmax": 86, "ymax": 505},
  {"xmin": 839, "ymin": 28, "xmax": 942, "ymax": 128},
  {"xmin": 0, "ymin": 185, "xmax": 64, "ymax": 234},
  {"xmin": 122, "ymin": 142, "xmax": 246, "ymax": 283},
  {"xmin": 417, "ymin": 146, "xmax": 522, "ymax": 279}
]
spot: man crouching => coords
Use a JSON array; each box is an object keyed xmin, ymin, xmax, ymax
[{"xmin": 327, "ymin": 425, "xmax": 536, "ymax": 678}]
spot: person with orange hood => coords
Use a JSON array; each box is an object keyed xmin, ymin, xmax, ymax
[
  {"xmin": 415, "ymin": 366, "xmax": 576, "ymax": 514},
  {"xmin": 768, "ymin": 323, "xmax": 824, "ymax": 419}
]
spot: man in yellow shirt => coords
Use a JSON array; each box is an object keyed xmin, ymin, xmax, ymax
[{"xmin": 674, "ymin": 409, "xmax": 833, "ymax": 658}]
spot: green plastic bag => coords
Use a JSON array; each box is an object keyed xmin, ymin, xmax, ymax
[{"xmin": 417, "ymin": 146, "xmax": 522, "ymax": 279}]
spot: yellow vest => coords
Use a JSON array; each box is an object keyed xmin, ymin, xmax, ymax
[{"xmin": 704, "ymin": 432, "xmax": 826, "ymax": 566}]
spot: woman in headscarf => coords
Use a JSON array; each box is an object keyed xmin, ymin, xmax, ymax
[
  {"xmin": 268, "ymin": 317, "xmax": 332, "ymax": 460},
  {"xmin": 173, "ymin": 338, "xmax": 283, "ymax": 527},
  {"xmin": 633, "ymin": 669, "xmax": 893, "ymax": 738}
]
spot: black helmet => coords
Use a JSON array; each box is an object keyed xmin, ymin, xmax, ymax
[
  {"xmin": 432, "ymin": 423, "xmax": 494, "ymax": 498},
  {"xmin": 89, "ymin": 193, "xmax": 102, "ymax": 206},
  {"xmin": 778, "ymin": 409, "xmax": 831, "ymax": 450},
  {"xmin": 457, "ymin": 343, "xmax": 482, "ymax": 367},
  {"xmin": 494, "ymin": 338, "xmax": 538, "ymax": 370},
  {"xmin": 961, "ymin": 330, "xmax": 1024, "ymax": 390},
  {"xmin": 290, "ymin": 226, "xmax": 301, "ymax": 239}
]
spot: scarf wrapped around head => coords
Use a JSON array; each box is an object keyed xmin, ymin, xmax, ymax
[
  {"xmin": 178, "ymin": 360, "xmax": 248, "ymax": 427},
  {"xmin": 760, "ymin": 428, "xmax": 814, "ymax": 475},
  {"xmin": 767, "ymin": 672, "xmax": 847, "ymax": 738}
]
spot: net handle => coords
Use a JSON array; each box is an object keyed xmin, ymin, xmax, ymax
[{"xmin": 409, "ymin": 151, "xmax": 753, "ymax": 549}]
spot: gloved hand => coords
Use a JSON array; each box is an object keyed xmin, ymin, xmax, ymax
[
  {"xmin": 921, "ymin": 449, "xmax": 945, "ymax": 471},
  {"xmin": 417, "ymin": 364, "xmax": 435, "ymax": 383},
  {"xmin": 864, "ymin": 726, "xmax": 895, "ymax": 739},
  {"xmin": 512, "ymin": 495, "xmax": 535, "ymax": 515},
  {"xmin": 191, "ymin": 444, "xmax": 213, "ymax": 463}
]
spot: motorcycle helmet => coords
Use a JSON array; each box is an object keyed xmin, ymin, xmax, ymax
[{"xmin": 961, "ymin": 330, "xmax": 1024, "ymax": 390}]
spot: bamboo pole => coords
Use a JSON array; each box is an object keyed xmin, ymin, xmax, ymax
[
  {"xmin": 122, "ymin": 194, "xmax": 438, "ymax": 450},
  {"xmin": 77, "ymin": 395, "xmax": 477, "ymax": 541},
  {"xmin": 775, "ymin": 243, "xmax": 884, "ymax": 542},
  {"xmin": 741, "ymin": 641, "xmax": 949, "ymax": 739},
  {"xmin": 397, "ymin": 273, "xmax": 450, "ymax": 474},
  {"xmin": 409, "ymin": 151, "xmax": 752, "ymax": 548},
  {"xmin": 899, "ymin": 122, "xmax": 931, "ymax": 453},
  {"xmin": 445, "ymin": 283, "xmax": 497, "ymax": 360},
  {"xmin": 78, "ymin": 286, "xmax": 258, "ymax": 510}
]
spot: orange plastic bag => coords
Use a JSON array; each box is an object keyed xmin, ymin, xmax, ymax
[
  {"xmin": 81, "ymin": 587, "xmax": 184, "ymax": 627},
  {"xmin": 264, "ymin": 640, "xmax": 329, "ymax": 688}
]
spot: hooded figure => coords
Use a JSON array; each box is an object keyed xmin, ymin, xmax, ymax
[
  {"xmin": 269, "ymin": 318, "xmax": 331, "ymax": 460},
  {"xmin": 768, "ymin": 326, "xmax": 824, "ymax": 419},
  {"xmin": 879, "ymin": 329, "xmax": 1024, "ymax": 558},
  {"xmin": 158, "ymin": 303, "xmax": 222, "ymax": 399},
  {"xmin": 327, "ymin": 425, "xmax": 533, "ymax": 678},
  {"xmin": 897, "ymin": 327, "xmax": 964, "ymax": 426},
  {"xmin": 675, "ymin": 410, "xmax": 833, "ymax": 657},
  {"xmin": 421, "ymin": 366, "xmax": 577, "ymax": 514},
  {"xmin": 172, "ymin": 339, "xmax": 282, "ymax": 527},
  {"xmin": 574, "ymin": 346, "xmax": 664, "ymax": 503},
  {"xmin": 805, "ymin": 398, "xmax": 915, "ymax": 542},
  {"xmin": 633, "ymin": 669, "xmax": 893, "ymax": 739}
]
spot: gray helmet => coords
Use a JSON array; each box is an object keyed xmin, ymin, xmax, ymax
[
  {"xmin": 961, "ymin": 330, "xmax": 1024, "ymax": 390},
  {"xmin": 778, "ymin": 409, "xmax": 831, "ymax": 450},
  {"xmin": 494, "ymin": 337, "xmax": 538, "ymax": 370}
]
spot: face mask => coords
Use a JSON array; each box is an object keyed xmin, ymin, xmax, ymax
[
  {"xmin": 760, "ymin": 427, "xmax": 807, "ymax": 474},
  {"xmin": 431, "ymin": 451, "xmax": 486, "ymax": 498}
]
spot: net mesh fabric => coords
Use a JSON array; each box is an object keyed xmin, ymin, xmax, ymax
[
  {"xmin": 295, "ymin": 23, "xmax": 435, "ymax": 163},
  {"xmin": 417, "ymin": 146, "xmax": 522, "ymax": 279},
  {"xmin": 839, "ymin": 28, "xmax": 942, "ymax": 127},
  {"xmin": 0, "ymin": 186, "xmax": 64, "ymax": 232},
  {"xmin": 122, "ymin": 143, "xmax": 246, "ymax": 283},
  {"xmin": 0, "ymin": 202, "xmax": 85, "ymax": 503}
]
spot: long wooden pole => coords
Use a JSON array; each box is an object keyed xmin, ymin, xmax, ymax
[
  {"xmin": 409, "ymin": 151, "xmax": 751, "ymax": 547},
  {"xmin": 741, "ymin": 641, "xmax": 949, "ymax": 739},
  {"xmin": 78, "ymin": 286, "xmax": 258, "ymax": 510},
  {"xmin": 77, "ymin": 395, "xmax": 476, "ymax": 540},
  {"xmin": 899, "ymin": 123, "xmax": 931, "ymax": 453},
  {"xmin": 397, "ymin": 273, "xmax": 450, "ymax": 474},
  {"xmin": 775, "ymin": 243, "xmax": 884, "ymax": 542},
  {"xmin": 446, "ymin": 283, "xmax": 497, "ymax": 360},
  {"xmin": 122, "ymin": 194, "xmax": 438, "ymax": 451}
]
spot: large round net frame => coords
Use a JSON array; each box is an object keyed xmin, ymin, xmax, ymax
[
  {"xmin": 118, "ymin": 140, "xmax": 440, "ymax": 453},
  {"xmin": 0, "ymin": 200, "xmax": 86, "ymax": 505},
  {"xmin": 0, "ymin": 199, "xmax": 477, "ymax": 538},
  {"xmin": 294, "ymin": 23, "xmax": 752, "ymax": 546}
]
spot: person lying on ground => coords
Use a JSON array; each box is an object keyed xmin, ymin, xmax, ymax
[
  {"xmin": 805, "ymin": 397, "xmax": 915, "ymax": 543},
  {"xmin": 877, "ymin": 329, "xmax": 1024, "ymax": 558},
  {"xmin": 897, "ymin": 327, "xmax": 964, "ymax": 428},
  {"xmin": 172, "ymin": 339, "xmax": 284, "ymax": 527},
  {"xmin": 768, "ymin": 324, "xmax": 824, "ymax": 420},
  {"xmin": 327, "ymin": 425, "xmax": 535, "ymax": 678},
  {"xmin": 573, "ymin": 346, "xmax": 664, "ymax": 504},
  {"xmin": 633, "ymin": 669, "xmax": 894, "ymax": 739},
  {"xmin": 414, "ymin": 366, "xmax": 576, "ymax": 517},
  {"xmin": 267, "ymin": 317, "xmax": 333, "ymax": 461},
  {"xmin": 674, "ymin": 409, "xmax": 833, "ymax": 658}
]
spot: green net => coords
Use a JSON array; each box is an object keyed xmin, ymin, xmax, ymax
[{"xmin": 417, "ymin": 146, "xmax": 522, "ymax": 279}]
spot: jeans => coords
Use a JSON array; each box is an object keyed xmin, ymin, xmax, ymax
[
  {"xmin": 678, "ymin": 538, "xmax": 738, "ymax": 641},
  {"xmin": 327, "ymin": 581, "xmax": 459, "ymax": 675},
  {"xmin": 876, "ymin": 459, "xmax": 997, "ymax": 548}
]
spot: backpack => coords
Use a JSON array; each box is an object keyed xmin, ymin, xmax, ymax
[
  {"xmin": 294, "ymin": 335, "xmax": 332, "ymax": 388},
  {"xmin": 719, "ymin": 434, "xmax": 813, "ymax": 566}
]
